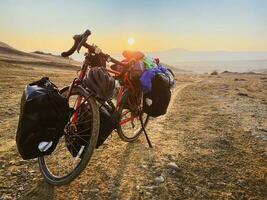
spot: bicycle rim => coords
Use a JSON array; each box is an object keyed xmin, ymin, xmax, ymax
[
  {"xmin": 38, "ymin": 86, "xmax": 99, "ymax": 185},
  {"xmin": 117, "ymin": 89, "xmax": 150, "ymax": 142}
]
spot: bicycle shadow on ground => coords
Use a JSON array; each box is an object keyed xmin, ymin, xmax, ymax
[
  {"xmin": 19, "ymin": 179, "xmax": 54, "ymax": 200},
  {"xmin": 109, "ymin": 142, "xmax": 134, "ymax": 199}
]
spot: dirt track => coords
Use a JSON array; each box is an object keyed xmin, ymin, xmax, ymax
[{"xmin": 0, "ymin": 68, "xmax": 267, "ymax": 199}]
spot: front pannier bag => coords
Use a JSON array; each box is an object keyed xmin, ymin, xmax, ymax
[
  {"xmin": 16, "ymin": 77, "xmax": 69, "ymax": 160},
  {"xmin": 66, "ymin": 104, "xmax": 118, "ymax": 157}
]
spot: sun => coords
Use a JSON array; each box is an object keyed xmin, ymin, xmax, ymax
[{"xmin": 128, "ymin": 37, "xmax": 135, "ymax": 45}]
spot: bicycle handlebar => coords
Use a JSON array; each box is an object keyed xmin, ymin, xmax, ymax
[
  {"xmin": 61, "ymin": 29, "xmax": 133, "ymax": 68},
  {"xmin": 61, "ymin": 29, "xmax": 91, "ymax": 57},
  {"xmin": 84, "ymin": 42, "xmax": 131, "ymax": 68}
]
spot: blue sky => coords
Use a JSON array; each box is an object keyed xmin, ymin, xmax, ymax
[{"xmin": 0, "ymin": 0, "xmax": 266, "ymax": 52}]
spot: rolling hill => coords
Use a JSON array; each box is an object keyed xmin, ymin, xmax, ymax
[
  {"xmin": 3, "ymin": 41, "xmax": 265, "ymax": 74},
  {"xmin": 0, "ymin": 42, "xmax": 189, "ymax": 73},
  {"xmin": 0, "ymin": 41, "xmax": 80, "ymax": 69}
]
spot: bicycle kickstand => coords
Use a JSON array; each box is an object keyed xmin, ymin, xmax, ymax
[{"xmin": 139, "ymin": 115, "xmax": 153, "ymax": 148}]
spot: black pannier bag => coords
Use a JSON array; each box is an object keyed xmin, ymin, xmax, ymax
[
  {"xmin": 16, "ymin": 77, "xmax": 70, "ymax": 160},
  {"xmin": 66, "ymin": 104, "xmax": 118, "ymax": 157},
  {"xmin": 96, "ymin": 106, "xmax": 119, "ymax": 148},
  {"xmin": 166, "ymin": 68, "xmax": 175, "ymax": 88},
  {"xmin": 143, "ymin": 73, "xmax": 171, "ymax": 117}
]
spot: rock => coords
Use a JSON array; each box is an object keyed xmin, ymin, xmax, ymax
[
  {"xmin": 18, "ymin": 186, "xmax": 24, "ymax": 191},
  {"xmin": 196, "ymin": 186, "xmax": 207, "ymax": 193},
  {"xmin": 167, "ymin": 154, "xmax": 175, "ymax": 160},
  {"xmin": 80, "ymin": 181, "xmax": 88, "ymax": 187},
  {"xmin": 1, "ymin": 194, "xmax": 13, "ymax": 200},
  {"xmin": 136, "ymin": 185, "xmax": 140, "ymax": 190},
  {"xmin": 82, "ymin": 188, "xmax": 89, "ymax": 193},
  {"xmin": 145, "ymin": 192, "xmax": 151, "ymax": 196},
  {"xmin": 234, "ymin": 78, "xmax": 246, "ymax": 81},
  {"xmin": 167, "ymin": 162, "xmax": 180, "ymax": 171},
  {"xmin": 258, "ymin": 127, "xmax": 267, "ymax": 132},
  {"xmin": 154, "ymin": 176, "xmax": 165, "ymax": 184},
  {"xmin": 237, "ymin": 92, "xmax": 249, "ymax": 97},
  {"xmin": 184, "ymin": 188, "xmax": 191, "ymax": 195},
  {"xmin": 8, "ymin": 160, "xmax": 15, "ymax": 165},
  {"xmin": 11, "ymin": 171, "xmax": 19, "ymax": 175},
  {"xmin": 141, "ymin": 164, "xmax": 147, "ymax": 169},
  {"xmin": 90, "ymin": 188, "xmax": 99, "ymax": 193},
  {"xmin": 18, "ymin": 159, "xmax": 26, "ymax": 164},
  {"xmin": 144, "ymin": 185, "xmax": 159, "ymax": 191},
  {"xmin": 28, "ymin": 170, "xmax": 35, "ymax": 173}
]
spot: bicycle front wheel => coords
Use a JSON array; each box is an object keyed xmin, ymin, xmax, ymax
[
  {"xmin": 38, "ymin": 86, "xmax": 100, "ymax": 185},
  {"xmin": 117, "ymin": 89, "xmax": 149, "ymax": 142}
]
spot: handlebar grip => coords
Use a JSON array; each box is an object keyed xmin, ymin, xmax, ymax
[
  {"xmin": 61, "ymin": 29, "xmax": 91, "ymax": 57},
  {"xmin": 77, "ymin": 30, "xmax": 91, "ymax": 53},
  {"xmin": 61, "ymin": 39, "xmax": 79, "ymax": 57}
]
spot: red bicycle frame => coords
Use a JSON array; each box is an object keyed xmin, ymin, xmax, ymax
[
  {"xmin": 106, "ymin": 68, "xmax": 142, "ymax": 126},
  {"xmin": 67, "ymin": 60, "xmax": 89, "ymax": 124},
  {"xmin": 64, "ymin": 42, "xmax": 142, "ymax": 128}
]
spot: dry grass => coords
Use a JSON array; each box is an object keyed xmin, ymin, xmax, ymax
[{"xmin": 0, "ymin": 60, "xmax": 266, "ymax": 199}]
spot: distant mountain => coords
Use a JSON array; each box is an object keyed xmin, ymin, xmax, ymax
[
  {"xmin": 2, "ymin": 41, "xmax": 266, "ymax": 73},
  {"xmin": 146, "ymin": 49, "xmax": 267, "ymax": 73},
  {"xmin": 253, "ymin": 68, "xmax": 267, "ymax": 74},
  {"xmin": 170, "ymin": 60, "xmax": 267, "ymax": 73},
  {"xmin": 0, "ymin": 41, "xmax": 80, "ymax": 68},
  {"xmin": 147, "ymin": 48, "xmax": 267, "ymax": 62},
  {"xmin": 160, "ymin": 62, "xmax": 191, "ymax": 74}
]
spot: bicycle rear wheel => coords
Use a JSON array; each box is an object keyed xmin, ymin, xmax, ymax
[
  {"xmin": 117, "ymin": 89, "xmax": 149, "ymax": 142},
  {"xmin": 38, "ymin": 86, "xmax": 99, "ymax": 185}
]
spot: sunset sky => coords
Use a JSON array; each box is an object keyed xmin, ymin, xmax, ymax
[{"xmin": 0, "ymin": 0, "xmax": 266, "ymax": 53}]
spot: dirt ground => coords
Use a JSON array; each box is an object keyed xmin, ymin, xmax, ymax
[{"xmin": 0, "ymin": 62, "xmax": 266, "ymax": 200}]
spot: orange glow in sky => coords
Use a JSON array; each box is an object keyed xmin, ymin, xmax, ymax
[{"xmin": 0, "ymin": 1, "xmax": 266, "ymax": 53}]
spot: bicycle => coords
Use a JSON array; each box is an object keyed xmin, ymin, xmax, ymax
[
  {"xmin": 38, "ymin": 30, "xmax": 151, "ymax": 185},
  {"xmin": 107, "ymin": 63, "xmax": 151, "ymax": 144}
]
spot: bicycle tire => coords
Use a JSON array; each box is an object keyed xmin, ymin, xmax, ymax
[
  {"xmin": 117, "ymin": 89, "xmax": 149, "ymax": 142},
  {"xmin": 38, "ymin": 86, "xmax": 100, "ymax": 185}
]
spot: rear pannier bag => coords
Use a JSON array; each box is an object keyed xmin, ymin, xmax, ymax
[
  {"xmin": 143, "ymin": 73, "xmax": 171, "ymax": 117},
  {"xmin": 96, "ymin": 107, "xmax": 119, "ymax": 148},
  {"xmin": 16, "ymin": 77, "xmax": 70, "ymax": 160},
  {"xmin": 166, "ymin": 68, "xmax": 175, "ymax": 88}
]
